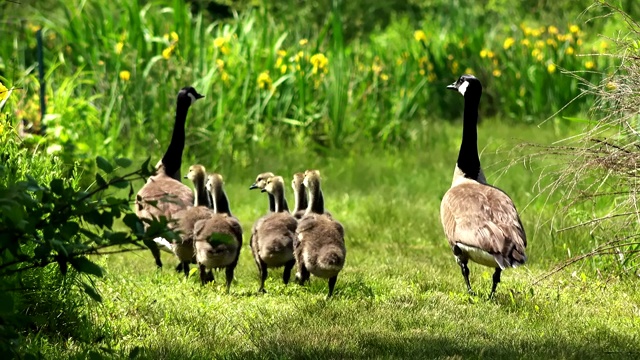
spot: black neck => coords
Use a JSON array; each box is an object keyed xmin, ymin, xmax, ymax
[
  {"xmin": 212, "ymin": 188, "xmax": 232, "ymax": 216},
  {"xmin": 294, "ymin": 184, "xmax": 308, "ymax": 213},
  {"xmin": 456, "ymin": 94, "xmax": 481, "ymax": 180},
  {"xmin": 273, "ymin": 192, "xmax": 286, "ymax": 213},
  {"xmin": 161, "ymin": 99, "xmax": 190, "ymax": 180},
  {"xmin": 307, "ymin": 187, "xmax": 325, "ymax": 214}
]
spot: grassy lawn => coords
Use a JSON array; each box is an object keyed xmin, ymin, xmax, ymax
[{"xmin": 23, "ymin": 118, "xmax": 640, "ymax": 359}]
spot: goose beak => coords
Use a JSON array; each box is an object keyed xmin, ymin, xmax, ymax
[
  {"xmin": 446, "ymin": 82, "xmax": 458, "ymax": 90},
  {"xmin": 249, "ymin": 183, "xmax": 259, "ymax": 190},
  {"xmin": 195, "ymin": 93, "xmax": 205, "ymax": 99}
]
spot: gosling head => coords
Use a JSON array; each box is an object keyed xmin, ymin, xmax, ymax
[
  {"xmin": 250, "ymin": 172, "xmax": 275, "ymax": 191},
  {"xmin": 263, "ymin": 176, "xmax": 285, "ymax": 195},
  {"xmin": 206, "ymin": 173, "xmax": 225, "ymax": 193},
  {"xmin": 185, "ymin": 164, "xmax": 207, "ymax": 184},
  {"xmin": 292, "ymin": 172, "xmax": 305, "ymax": 191},
  {"xmin": 303, "ymin": 169, "xmax": 321, "ymax": 190},
  {"xmin": 177, "ymin": 86, "xmax": 204, "ymax": 106},
  {"xmin": 446, "ymin": 74, "xmax": 482, "ymax": 97}
]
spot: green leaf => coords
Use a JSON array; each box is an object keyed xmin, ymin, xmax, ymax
[
  {"xmin": 111, "ymin": 179, "xmax": 129, "ymax": 189},
  {"xmin": 96, "ymin": 156, "xmax": 114, "ymax": 174},
  {"xmin": 95, "ymin": 173, "xmax": 108, "ymax": 188},
  {"xmin": 115, "ymin": 157, "xmax": 133, "ymax": 168},
  {"xmin": 59, "ymin": 221, "xmax": 80, "ymax": 240},
  {"xmin": 50, "ymin": 179, "xmax": 65, "ymax": 195},
  {"xmin": 123, "ymin": 213, "xmax": 142, "ymax": 232},
  {"xmin": 70, "ymin": 256, "xmax": 104, "ymax": 277}
]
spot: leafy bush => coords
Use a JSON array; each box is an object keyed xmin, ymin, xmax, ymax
[{"xmin": 0, "ymin": 125, "xmax": 179, "ymax": 357}]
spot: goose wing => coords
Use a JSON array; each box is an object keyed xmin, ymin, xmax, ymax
[
  {"xmin": 440, "ymin": 182, "xmax": 527, "ymax": 267},
  {"xmin": 135, "ymin": 176, "xmax": 194, "ymax": 225}
]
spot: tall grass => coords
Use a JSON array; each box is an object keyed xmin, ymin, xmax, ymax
[{"xmin": 0, "ymin": 0, "xmax": 620, "ymax": 167}]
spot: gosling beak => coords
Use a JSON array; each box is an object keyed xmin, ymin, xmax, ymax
[
  {"xmin": 260, "ymin": 189, "xmax": 266, "ymax": 193},
  {"xmin": 183, "ymin": 175, "xmax": 188, "ymax": 179},
  {"xmin": 249, "ymin": 183, "xmax": 259, "ymax": 190}
]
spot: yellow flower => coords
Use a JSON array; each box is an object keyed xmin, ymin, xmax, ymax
[
  {"xmin": 214, "ymin": 37, "xmax": 226, "ymax": 48},
  {"xmin": 310, "ymin": 53, "xmax": 329, "ymax": 74},
  {"xmin": 427, "ymin": 73, "xmax": 436, "ymax": 83},
  {"xmin": 577, "ymin": 39, "xmax": 583, "ymax": 46},
  {"xmin": 480, "ymin": 49, "xmax": 488, "ymax": 58},
  {"xmin": 565, "ymin": 46, "xmax": 574, "ymax": 55},
  {"xmin": 372, "ymin": 63, "xmax": 383, "ymax": 74},
  {"xmin": 464, "ymin": 68, "xmax": 474, "ymax": 75},
  {"xmin": 503, "ymin": 37, "xmax": 515, "ymax": 50},
  {"xmin": 519, "ymin": 86, "xmax": 526, "ymax": 97},
  {"xmin": 257, "ymin": 71, "xmax": 272, "ymax": 89},
  {"xmin": 487, "ymin": 51, "xmax": 495, "ymax": 59},
  {"xmin": 295, "ymin": 51, "xmax": 305, "ymax": 62},
  {"xmin": 585, "ymin": 61, "xmax": 595, "ymax": 69},
  {"xmin": 569, "ymin": 24, "xmax": 580, "ymax": 34},
  {"xmin": 98, "ymin": 60, "xmax": 104, "ymax": 66},
  {"xmin": 599, "ymin": 41, "xmax": 608, "ymax": 51},
  {"xmin": 547, "ymin": 63, "xmax": 556, "ymax": 73},
  {"xmin": 220, "ymin": 72, "xmax": 229, "ymax": 84},
  {"xmin": 531, "ymin": 48, "xmax": 541, "ymax": 58},
  {"xmin": 451, "ymin": 61, "xmax": 459, "ymax": 74},
  {"xmin": 163, "ymin": 33, "xmax": 169, "ymax": 41},
  {"xmin": 523, "ymin": 27, "xmax": 533, "ymax": 36},
  {"xmin": 521, "ymin": 39, "xmax": 531, "ymax": 47},
  {"xmin": 216, "ymin": 59, "xmax": 224, "ymax": 69},
  {"xmin": 280, "ymin": 64, "xmax": 287, "ymax": 74},
  {"xmin": 556, "ymin": 34, "xmax": 567, "ymax": 42},
  {"xmin": 535, "ymin": 40, "xmax": 545, "ymax": 49},
  {"xmin": 171, "ymin": 31, "xmax": 179, "ymax": 42},
  {"xmin": 380, "ymin": 73, "xmax": 389, "ymax": 81},
  {"xmin": 299, "ymin": 39, "xmax": 308, "ymax": 46},
  {"xmin": 28, "ymin": 23, "xmax": 41, "ymax": 33},
  {"xmin": 119, "ymin": 70, "xmax": 131, "ymax": 81},
  {"xmin": 0, "ymin": 82, "xmax": 8, "ymax": 101},
  {"xmin": 515, "ymin": 72, "xmax": 521, "ymax": 79},
  {"xmin": 605, "ymin": 81, "xmax": 617, "ymax": 91},
  {"xmin": 492, "ymin": 69, "xmax": 501, "ymax": 77},
  {"xmin": 277, "ymin": 49, "xmax": 287, "ymax": 57},
  {"xmin": 547, "ymin": 26, "xmax": 559, "ymax": 35},
  {"xmin": 162, "ymin": 45, "xmax": 175, "ymax": 59},
  {"xmin": 546, "ymin": 39, "xmax": 557, "ymax": 47},
  {"xmin": 115, "ymin": 42, "xmax": 124, "ymax": 55},
  {"xmin": 531, "ymin": 29, "xmax": 542, "ymax": 37},
  {"xmin": 414, "ymin": 30, "xmax": 427, "ymax": 42},
  {"xmin": 419, "ymin": 69, "xmax": 425, "ymax": 76}
]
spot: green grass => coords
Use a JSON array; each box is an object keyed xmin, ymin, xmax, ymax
[{"xmin": 21, "ymin": 119, "xmax": 640, "ymax": 359}]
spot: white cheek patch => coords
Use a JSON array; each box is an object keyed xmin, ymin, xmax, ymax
[
  {"xmin": 458, "ymin": 80, "xmax": 469, "ymax": 96},
  {"xmin": 187, "ymin": 92, "xmax": 197, "ymax": 104}
]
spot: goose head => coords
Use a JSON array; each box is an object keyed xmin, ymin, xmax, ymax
[
  {"xmin": 249, "ymin": 172, "xmax": 275, "ymax": 191},
  {"xmin": 206, "ymin": 173, "xmax": 225, "ymax": 193},
  {"xmin": 446, "ymin": 74, "xmax": 482, "ymax": 97},
  {"xmin": 263, "ymin": 176, "xmax": 285, "ymax": 195},
  {"xmin": 303, "ymin": 169, "xmax": 321, "ymax": 190},
  {"xmin": 185, "ymin": 164, "xmax": 207, "ymax": 184},
  {"xmin": 292, "ymin": 172, "xmax": 305, "ymax": 191},
  {"xmin": 177, "ymin": 86, "xmax": 204, "ymax": 106}
]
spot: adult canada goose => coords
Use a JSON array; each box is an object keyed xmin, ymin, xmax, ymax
[
  {"xmin": 194, "ymin": 173, "xmax": 243, "ymax": 291},
  {"xmin": 440, "ymin": 75, "xmax": 527, "ymax": 298},
  {"xmin": 135, "ymin": 86, "xmax": 204, "ymax": 268},
  {"xmin": 291, "ymin": 173, "xmax": 308, "ymax": 220},
  {"xmin": 250, "ymin": 176, "xmax": 297, "ymax": 293},
  {"xmin": 295, "ymin": 170, "xmax": 346, "ymax": 297},
  {"xmin": 249, "ymin": 172, "xmax": 290, "ymax": 213}
]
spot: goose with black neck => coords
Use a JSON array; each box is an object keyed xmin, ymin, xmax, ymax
[{"xmin": 440, "ymin": 75, "xmax": 527, "ymax": 298}]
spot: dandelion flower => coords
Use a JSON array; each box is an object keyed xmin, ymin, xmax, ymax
[
  {"xmin": 414, "ymin": 30, "xmax": 427, "ymax": 42},
  {"xmin": 380, "ymin": 73, "xmax": 389, "ymax": 81},
  {"xmin": 535, "ymin": 40, "xmax": 545, "ymax": 49},
  {"xmin": 585, "ymin": 61, "xmax": 595, "ymax": 69},
  {"xmin": 464, "ymin": 68, "xmax": 474, "ymax": 75},
  {"xmin": 492, "ymin": 69, "xmax": 501, "ymax": 77},
  {"xmin": 480, "ymin": 49, "xmax": 488, "ymax": 58},
  {"xmin": 277, "ymin": 49, "xmax": 287, "ymax": 57},
  {"xmin": 547, "ymin": 63, "xmax": 556, "ymax": 73},
  {"xmin": 216, "ymin": 59, "xmax": 224, "ymax": 69},
  {"xmin": 487, "ymin": 51, "xmax": 495, "ymax": 59},
  {"xmin": 547, "ymin": 26, "xmax": 559, "ymax": 35},
  {"xmin": 115, "ymin": 42, "xmax": 124, "ymax": 55},
  {"xmin": 605, "ymin": 82, "xmax": 617, "ymax": 91},
  {"xmin": 531, "ymin": 29, "xmax": 541, "ymax": 37},
  {"xmin": 569, "ymin": 24, "xmax": 580, "ymax": 34},
  {"xmin": 280, "ymin": 64, "xmax": 287, "ymax": 74},
  {"xmin": 257, "ymin": 71, "xmax": 272, "ymax": 90},
  {"xmin": 503, "ymin": 37, "xmax": 515, "ymax": 50},
  {"xmin": 419, "ymin": 69, "xmax": 425, "ymax": 76},
  {"xmin": 299, "ymin": 39, "xmax": 308, "ymax": 46},
  {"xmin": 119, "ymin": 70, "xmax": 131, "ymax": 81},
  {"xmin": 565, "ymin": 46, "xmax": 574, "ymax": 55},
  {"xmin": 521, "ymin": 39, "xmax": 531, "ymax": 47},
  {"xmin": 171, "ymin": 31, "xmax": 179, "ymax": 42},
  {"xmin": 577, "ymin": 39, "xmax": 583, "ymax": 47},
  {"xmin": 220, "ymin": 72, "xmax": 229, "ymax": 84},
  {"xmin": 214, "ymin": 37, "xmax": 226, "ymax": 48},
  {"xmin": 28, "ymin": 23, "xmax": 41, "ymax": 33},
  {"xmin": 546, "ymin": 39, "xmax": 557, "ymax": 47}
]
